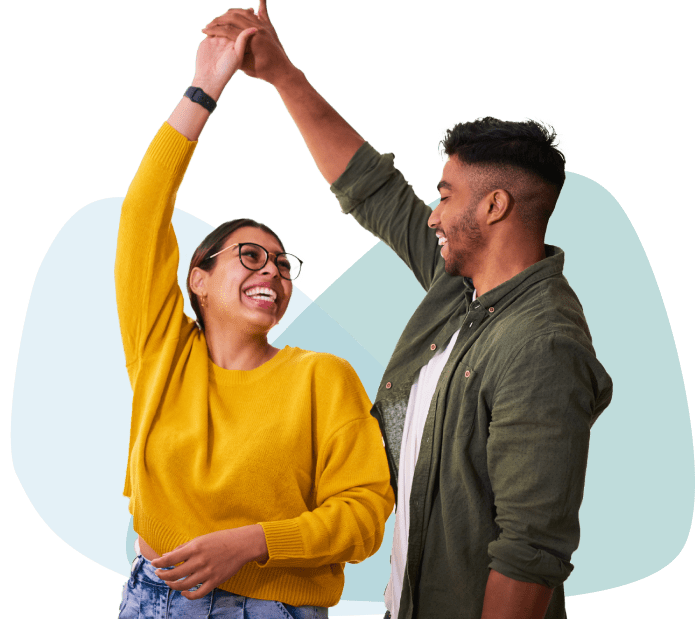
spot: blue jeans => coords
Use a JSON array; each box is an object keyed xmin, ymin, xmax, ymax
[{"xmin": 119, "ymin": 556, "xmax": 329, "ymax": 619}]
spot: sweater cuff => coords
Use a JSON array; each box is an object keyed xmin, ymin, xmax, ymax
[
  {"xmin": 256, "ymin": 519, "xmax": 305, "ymax": 567},
  {"xmin": 144, "ymin": 122, "xmax": 198, "ymax": 177}
]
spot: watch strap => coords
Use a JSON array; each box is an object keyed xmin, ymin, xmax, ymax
[{"xmin": 184, "ymin": 86, "xmax": 217, "ymax": 113}]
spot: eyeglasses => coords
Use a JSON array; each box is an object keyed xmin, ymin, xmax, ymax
[{"xmin": 209, "ymin": 242, "xmax": 303, "ymax": 281}]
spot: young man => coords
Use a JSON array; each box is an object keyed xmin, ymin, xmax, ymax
[{"xmin": 203, "ymin": 4, "xmax": 613, "ymax": 618}]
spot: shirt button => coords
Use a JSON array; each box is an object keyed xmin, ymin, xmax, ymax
[
  {"xmin": 489, "ymin": 307, "xmax": 495, "ymax": 313},
  {"xmin": 464, "ymin": 370, "xmax": 471, "ymax": 378},
  {"xmin": 430, "ymin": 343, "xmax": 436, "ymax": 351},
  {"xmin": 385, "ymin": 382, "xmax": 392, "ymax": 389}
]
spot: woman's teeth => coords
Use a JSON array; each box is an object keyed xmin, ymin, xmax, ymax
[{"xmin": 244, "ymin": 287, "xmax": 277, "ymax": 301}]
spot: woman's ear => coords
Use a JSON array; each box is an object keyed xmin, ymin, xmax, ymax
[{"xmin": 189, "ymin": 267, "xmax": 208, "ymax": 296}]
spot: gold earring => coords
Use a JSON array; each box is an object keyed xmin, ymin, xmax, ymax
[{"xmin": 200, "ymin": 294, "xmax": 208, "ymax": 309}]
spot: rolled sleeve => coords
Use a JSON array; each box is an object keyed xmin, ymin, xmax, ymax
[
  {"xmin": 486, "ymin": 332, "xmax": 606, "ymax": 588},
  {"xmin": 330, "ymin": 141, "xmax": 441, "ymax": 291}
]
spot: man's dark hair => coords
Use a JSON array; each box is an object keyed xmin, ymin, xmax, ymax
[{"xmin": 441, "ymin": 117, "xmax": 566, "ymax": 191}]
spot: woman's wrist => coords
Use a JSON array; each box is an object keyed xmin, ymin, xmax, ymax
[
  {"xmin": 249, "ymin": 524, "xmax": 270, "ymax": 563},
  {"xmin": 191, "ymin": 77, "xmax": 227, "ymax": 102},
  {"xmin": 167, "ymin": 77, "xmax": 229, "ymax": 141}
]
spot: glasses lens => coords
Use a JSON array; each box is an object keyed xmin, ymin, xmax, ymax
[
  {"xmin": 239, "ymin": 244, "xmax": 268, "ymax": 270},
  {"xmin": 276, "ymin": 254, "xmax": 302, "ymax": 280}
]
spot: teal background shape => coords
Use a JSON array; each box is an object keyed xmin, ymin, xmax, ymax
[
  {"xmin": 11, "ymin": 173, "xmax": 693, "ymax": 612},
  {"xmin": 309, "ymin": 177, "xmax": 696, "ymax": 596},
  {"xmin": 0, "ymin": 0, "xmax": 699, "ymax": 619}
]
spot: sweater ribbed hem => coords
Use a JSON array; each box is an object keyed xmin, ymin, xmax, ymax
[{"xmin": 133, "ymin": 509, "xmax": 344, "ymax": 607}]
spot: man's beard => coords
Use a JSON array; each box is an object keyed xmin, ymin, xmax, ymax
[{"xmin": 444, "ymin": 201, "xmax": 483, "ymax": 276}]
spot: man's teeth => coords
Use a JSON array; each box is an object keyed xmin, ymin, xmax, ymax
[
  {"xmin": 244, "ymin": 287, "xmax": 277, "ymax": 301},
  {"xmin": 438, "ymin": 237, "xmax": 447, "ymax": 246}
]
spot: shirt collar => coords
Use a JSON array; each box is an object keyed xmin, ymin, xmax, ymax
[{"xmin": 466, "ymin": 245, "xmax": 565, "ymax": 308}]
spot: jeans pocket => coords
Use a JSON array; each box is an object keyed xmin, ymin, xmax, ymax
[
  {"xmin": 277, "ymin": 602, "xmax": 328, "ymax": 619},
  {"xmin": 118, "ymin": 574, "xmax": 144, "ymax": 619}
]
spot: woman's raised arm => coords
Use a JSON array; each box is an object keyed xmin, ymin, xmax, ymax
[{"xmin": 115, "ymin": 30, "xmax": 257, "ymax": 368}]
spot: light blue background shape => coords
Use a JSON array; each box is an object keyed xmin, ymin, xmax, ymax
[{"xmin": 11, "ymin": 173, "xmax": 693, "ymax": 613}]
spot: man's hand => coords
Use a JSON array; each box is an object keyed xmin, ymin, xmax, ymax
[
  {"xmin": 205, "ymin": 0, "xmax": 364, "ymax": 184},
  {"xmin": 203, "ymin": 0, "xmax": 294, "ymax": 86},
  {"xmin": 150, "ymin": 525, "xmax": 269, "ymax": 600}
]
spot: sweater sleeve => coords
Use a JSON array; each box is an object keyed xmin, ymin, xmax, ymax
[
  {"xmin": 115, "ymin": 123, "xmax": 198, "ymax": 370},
  {"xmin": 258, "ymin": 357, "xmax": 395, "ymax": 568},
  {"xmin": 330, "ymin": 142, "xmax": 441, "ymax": 292}
]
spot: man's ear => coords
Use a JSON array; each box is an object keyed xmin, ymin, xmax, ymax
[
  {"xmin": 189, "ymin": 267, "xmax": 209, "ymax": 296},
  {"xmin": 485, "ymin": 189, "xmax": 514, "ymax": 225}
]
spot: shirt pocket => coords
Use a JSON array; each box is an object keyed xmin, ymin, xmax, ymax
[{"xmin": 442, "ymin": 362, "xmax": 479, "ymax": 439}]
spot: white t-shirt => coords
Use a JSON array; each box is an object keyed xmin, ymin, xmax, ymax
[{"xmin": 385, "ymin": 328, "xmax": 461, "ymax": 617}]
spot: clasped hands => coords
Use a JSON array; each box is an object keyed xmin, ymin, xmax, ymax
[
  {"xmin": 201, "ymin": 0, "xmax": 294, "ymax": 87},
  {"xmin": 151, "ymin": 525, "xmax": 269, "ymax": 600}
]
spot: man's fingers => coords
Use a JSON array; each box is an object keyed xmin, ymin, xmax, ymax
[
  {"xmin": 258, "ymin": 0, "xmax": 269, "ymax": 21},
  {"xmin": 202, "ymin": 25, "xmax": 243, "ymax": 40}
]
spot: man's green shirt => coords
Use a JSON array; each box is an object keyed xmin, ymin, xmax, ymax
[{"xmin": 331, "ymin": 143, "xmax": 613, "ymax": 619}]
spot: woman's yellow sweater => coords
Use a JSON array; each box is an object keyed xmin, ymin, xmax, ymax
[{"xmin": 115, "ymin": 122, "xmax": 393, "ymax": 607}]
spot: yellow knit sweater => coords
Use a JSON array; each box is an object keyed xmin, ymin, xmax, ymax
[{"xmin": 115, "ymin": 122, "xmax": 393, "ymax": 607}]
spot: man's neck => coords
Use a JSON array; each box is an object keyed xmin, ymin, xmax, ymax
[{"xmin": 471, "ymin": 242, "xmax": 546, "ymax": 297}]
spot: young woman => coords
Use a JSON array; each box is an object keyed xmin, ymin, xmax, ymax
[{"xmin": 115, "ymin": 27, "xmax": 393, "ymax": 618}]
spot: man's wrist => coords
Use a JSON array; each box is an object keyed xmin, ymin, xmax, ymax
[{"xmin": 271, "ymin": 65, "xmax": 305, "ymax": 94}]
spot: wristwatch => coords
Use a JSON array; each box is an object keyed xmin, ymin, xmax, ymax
[{"xmin": 184, "ymin": 86, "xmax": 217, "ymax": 113}]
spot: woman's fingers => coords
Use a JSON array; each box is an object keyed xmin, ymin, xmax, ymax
[
  {"xmin": 151, "ymin": 545, "xmax": 189, "ymax": 569},
  {"xmin": 181, "ymin": 580, "xmax": 215, "ymax": 600},
  {"xmin": 233, "ymin": 27, "xmax": 258, "ymax": 60}
]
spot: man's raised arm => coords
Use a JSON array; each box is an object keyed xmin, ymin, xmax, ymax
[{"xmin": 203, "ymin": 0, "xmax": 363, "ymax": 184}]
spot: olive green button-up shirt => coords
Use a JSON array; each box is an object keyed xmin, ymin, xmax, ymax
[{"xmin": 331, "ymin": 143, "xmax": 613, "ymax": 619}]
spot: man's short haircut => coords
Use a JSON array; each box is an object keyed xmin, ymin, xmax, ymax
[{"xmin": 441, "ymin": 117, "xmax": 566, "ymax": 191}]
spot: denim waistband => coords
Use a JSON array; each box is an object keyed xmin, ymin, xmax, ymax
[
  {"xmin": 130, "ymin": 555, "xmax": 168, "ymax": 587},
  {"xmin": 124, "ymin": 555, "xmax": 329, "ymax": 619}
]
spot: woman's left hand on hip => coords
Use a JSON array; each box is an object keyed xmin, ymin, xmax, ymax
[{"xmin": 151, "ymin": 525, "xmax": 269, "ymax": 600}]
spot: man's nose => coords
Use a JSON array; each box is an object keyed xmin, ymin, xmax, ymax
[{"xmin": 427, "ymin": 204, "xmax": 442, "ymax": 229}]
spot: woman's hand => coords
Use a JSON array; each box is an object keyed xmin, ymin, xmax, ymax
[
  {"xmin": 167, "ymin": 27, "xmax": 257, "ymax": 141},
  {"xmin": 192, "ymin": 28, "xmax": 259, "ymax": 101},
  {"xmin": 203, "ymin": 0, "xmax": 295, "ymax": 87},
  {"xmin": 150, "ymin": 525, "xmax": 269, "ymax": 600}
]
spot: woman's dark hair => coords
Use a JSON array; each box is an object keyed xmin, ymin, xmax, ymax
[
  {"xmin": 441, "ymin": 117, "xmax": 566, "ymax": 191},
  {"xmin": 187, "ymin": 218, "xmax": 285, "ymax": 331}
]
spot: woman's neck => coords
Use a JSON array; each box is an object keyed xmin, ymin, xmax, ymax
[{"xmin": 204, "ymin": 324, "xmax": 280, "ymax": 370}]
